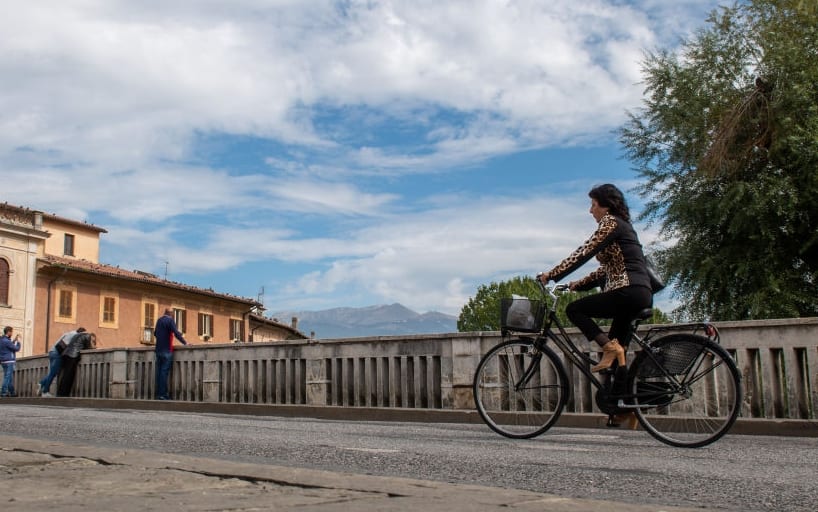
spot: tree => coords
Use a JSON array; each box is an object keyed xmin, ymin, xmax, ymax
[
  {"xmin": 457, "ymin": 276, "xmax": 669, "ymax": 332},
  {"xmin": 457, "ymin": 276, "xmax": 541, "ymax": 332},
  {"xmin": 620, "ymin": 0, "xmax": 818, "ymax": 320}
]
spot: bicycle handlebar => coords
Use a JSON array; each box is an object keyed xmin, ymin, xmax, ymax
[
  {"xmin": 535, "ymin": 274, "xmax": 569, "ymax": 290},
  {"xmin": 535, "ymin": 274, "xmax": 570, "ymax": 303}
]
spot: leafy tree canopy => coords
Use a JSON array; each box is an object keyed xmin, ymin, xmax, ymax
[
  {"xmin": 457, "ymin": 276, "xmax": 541, "ymax": 332},
  {"xmin": 620, "ymin": 0, "xmax": 818, "ymax": 320}
]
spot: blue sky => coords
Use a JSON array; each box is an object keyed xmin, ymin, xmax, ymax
[{"xmin": 2, "ymin": 0, "xmax": 723, "ymax": 316}]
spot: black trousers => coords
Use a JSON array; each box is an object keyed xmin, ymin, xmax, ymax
[
  {"xmin": 566, "ymin": 285, "xmax": 653, "ymax": 346},
  {"xmin": 57, "ymin": 355, "xmax": 80, "ymax": 397}
]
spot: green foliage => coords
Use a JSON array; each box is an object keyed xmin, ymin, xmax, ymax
[
  {"xmin": 648, "ymin": 307, "xmax": 671, "ymax": 325},
  {"xmin": 457, "ymin": 276, "xmax": 541, "ymax": 332},
  {"xmin": 620, "ymin": 0, "xmax": 818, "ymax": 320}
]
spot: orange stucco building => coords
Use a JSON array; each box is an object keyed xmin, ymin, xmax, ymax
[{"xmin": 1, "ymin": 203, "xmax": 306, "ymax": 356}]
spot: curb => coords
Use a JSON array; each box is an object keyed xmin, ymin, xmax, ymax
[{"xmin": 4, "ymin": 397, "xmax": 817, "ymax": 437}]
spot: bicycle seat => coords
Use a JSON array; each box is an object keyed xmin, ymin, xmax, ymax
[
  {"xmin": 628, "ymin": 308, "xmax": 654, "ymax": 334},
  {"xmin": 634, "ymin": 308, "xmax": 653, "ymax": 321}
]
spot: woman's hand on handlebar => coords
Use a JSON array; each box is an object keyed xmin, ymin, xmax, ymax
[{"xmin": 536, "ymin": 273, "xmax": 570, "ymax": 294}]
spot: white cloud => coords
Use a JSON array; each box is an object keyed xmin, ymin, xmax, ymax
[
  {"xmin": 0, "ymin": 0, "xmax": 712, "ymax": 171},
  {"xmin": 1, "ymin": 0, "xmax": 718, "ymax": 315},
  {"xmin": 254, "ymin": 186, "xmax": 665, "ymax": 314},
  {"xmin": 261, "ymin": 179, "xmax": 399, "ymax": 216},
  {"xmin": 172, "ymin": 189, "xmax": 608, "ymax": 313}
]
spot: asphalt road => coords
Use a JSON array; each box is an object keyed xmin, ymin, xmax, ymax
[{"xmin": 0, "ymin": 404, "xmax": 815, "ymax": 511}]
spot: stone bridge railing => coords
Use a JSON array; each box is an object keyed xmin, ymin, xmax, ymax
[{"xmin": 14, "ymin": 318, "xmax": 818, "ymax": 420}]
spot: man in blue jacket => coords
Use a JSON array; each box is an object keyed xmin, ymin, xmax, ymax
[
  {"xmin": 154, "ymin": 309, "xmax": 187, "ymax": 400},
  {"xmin": 0, "ymin": 326, "xmax": 21, "ymax": 397}
]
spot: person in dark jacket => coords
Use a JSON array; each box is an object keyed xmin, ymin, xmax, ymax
[
  {"xmin": 538, "ymin": 184, "xmax": 653, "ymax": 372},
  {"xmin": 0, "ymin": 326, "xmax": 21, "ymax": 397},
  {"xmin": 56, "ymin": 331, "xmax": 96, "ymax": 397},
  {"xmin": 39, "ymin": 327, "xmax": 86, "ymax": 397},
  {"xmin": 154, "ymin": 309, "xmax": 187, "ymax": 400}
]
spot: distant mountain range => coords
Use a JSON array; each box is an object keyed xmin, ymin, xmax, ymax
[{"xmin": 269, "ymin": 303, "xmax": 458, "ymax": 339}]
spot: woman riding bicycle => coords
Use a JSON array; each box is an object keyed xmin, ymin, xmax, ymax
[{"xmin": 537, "ymin": 183, "xmax": 652, "ymax": 372}]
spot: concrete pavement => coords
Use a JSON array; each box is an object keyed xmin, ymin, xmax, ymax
[
  {"xmin": 3, "ymin": 396, "xmax": 814, "ymax": 511},
  {"xmin": 1, "ymin": 434, "xmax": 710, "ymax": 512}
]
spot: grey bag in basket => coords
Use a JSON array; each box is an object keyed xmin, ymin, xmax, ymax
[{"xmin": 507, "ymin": 295, "xmax": 536, "ymax": 331}]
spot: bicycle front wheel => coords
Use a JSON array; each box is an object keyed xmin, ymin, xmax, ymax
[
  {"xmin": 473, "ymin": 339, "xmax": 569, "ymax": 439},
  {"xmin": 630, "ymin": 334, "xmax": 742, "ymax": 448}
]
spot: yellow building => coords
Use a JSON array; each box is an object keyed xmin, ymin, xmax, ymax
[{"xmin": 0, "ymin": 203, "xmax": 306, "ymax": 356}]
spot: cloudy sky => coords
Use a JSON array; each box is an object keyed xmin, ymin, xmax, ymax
[{"xmin": 2, "ymin": 0, "xmax": 722, "ymax": 316}]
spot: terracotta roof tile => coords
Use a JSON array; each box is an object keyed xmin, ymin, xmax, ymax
[{"xmin": 41, "ymin": 255, "xmax": 261, "ymax": 306}]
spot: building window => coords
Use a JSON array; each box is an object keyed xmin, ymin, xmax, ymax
[
  {"xmin": 144, "ymin": 302, "xmax": 156, "ymax": 327},
  {"xmin": 198, "ymin": 313, "xmax": 213, "ymax": 339},
  {"xmin": 0, "ymin": 259, "xmax": 9, "ymax": 305},
  {"xmin": 141, "ymin": 301, "xmax": 157, "ymax": 343},
  {"xmin": 58, "ymin": 290, "xmax": 73, "ymax": 318},
  {"xmin": 103, "ymin": 297, "xmax": 116, "ymax": 322},
  {"xmin": 64, "ymin": 234, "xmax": 75, "ymax": 256},
  {"xmin": 173, "ymin": 308, "xmax": 187, "ymax": 333},
  {"xmin": 100, "ymin": 293, "xmax": 119, "ymax": 327},
  {"xmin": 230, "ymin": 319, "xmax": 244, "ymax": 342},
  {"xmin": 55, "ymin": 286, "xmax": 77, "ymax": 324}
]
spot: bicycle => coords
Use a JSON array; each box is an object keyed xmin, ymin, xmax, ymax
[{"xmin": 472, "ymin": 280, "xmax": 742, "ymax": 448}]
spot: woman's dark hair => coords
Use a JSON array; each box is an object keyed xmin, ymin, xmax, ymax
[{"xmin": 589, "ymin": 184, "xmax": 630, "ymax": 221}]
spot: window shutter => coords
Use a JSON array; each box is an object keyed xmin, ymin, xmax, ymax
[{"xmin": 0, "ymin": 259, "xmax": 9, "ymax": 305}]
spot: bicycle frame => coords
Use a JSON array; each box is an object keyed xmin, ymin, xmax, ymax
[
  {"xmin": 527, "ymin": 284, "xmax": 610, "ymax": 392},
  {"xmin": 528, "ymin": 283, "xmax": 723, "ymax": 404}
]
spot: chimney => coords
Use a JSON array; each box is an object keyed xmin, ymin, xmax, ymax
[{"xmin": 291, "ymin": 316, "xmax": 298, "ymax": 330}]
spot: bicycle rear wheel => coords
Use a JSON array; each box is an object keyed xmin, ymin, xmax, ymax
[
  {"xmin": 473, "ymin": 339, "xmax": 568, "ymax": 439},
  {"xmin": 630, "ymin": 334, "xmax": 742, "ymax": 448}
]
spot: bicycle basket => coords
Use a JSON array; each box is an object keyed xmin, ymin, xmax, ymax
[
  {"xmin": 638, "ymin": 341, "xmax": 705, "ymax": 377},
  {"xmin": 500, "ymin": 297, "xmax": 545, "ymax": 333}
]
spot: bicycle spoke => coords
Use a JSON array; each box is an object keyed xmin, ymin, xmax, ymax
[
  {"xmin": 474, "ymin": 339, "xmax": 568, "ymax": 439},
  {"xmin": 631, "ymin": 334, "xmax": 741, "ymax": 448},
  {"xmin": 681, "ymin": 356, "xmax": 725, "ymax": 388}
]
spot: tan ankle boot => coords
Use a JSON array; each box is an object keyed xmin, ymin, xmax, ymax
[{"xmin": 591, "ymin": 339, "xmax": 625, "ymax": 372}]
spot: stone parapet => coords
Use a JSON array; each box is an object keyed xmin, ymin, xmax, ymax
[{"xmin": 14, "ymin": 318, "xmax": 818, "ymax": 421}]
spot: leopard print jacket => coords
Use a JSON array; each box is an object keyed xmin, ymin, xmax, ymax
[{"xmin": 545, "ymin": 213, "xmax": 651, "ymax": 292}]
